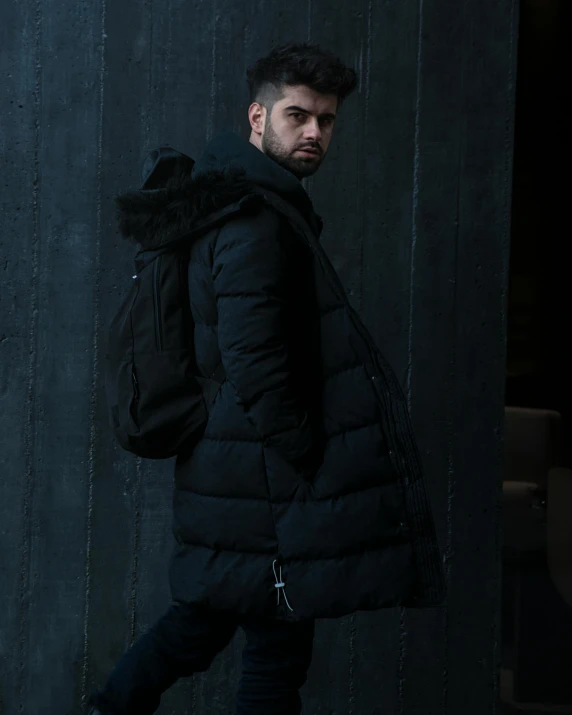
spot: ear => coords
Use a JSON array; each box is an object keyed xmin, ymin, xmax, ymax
[{"xmin": 248, "ymin": 102, "xmax": 267, "ymax": 135}]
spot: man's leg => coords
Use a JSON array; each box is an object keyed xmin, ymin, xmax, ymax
[
  {"xmin": 235, "ymin": 617, "xmax": 315, "ymax": 715},
  {"xmin": 89, "ymin": 602, "xmax": 237, "ymax": 715}
]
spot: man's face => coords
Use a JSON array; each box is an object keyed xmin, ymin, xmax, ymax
[{"xmin": 249, "ymin": 84, "xmax": 338, "ymax": 180}]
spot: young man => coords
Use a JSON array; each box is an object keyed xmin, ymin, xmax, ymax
[{"xmin": 90, "ymin": 43, "xmax": 445, "ymax": 715}]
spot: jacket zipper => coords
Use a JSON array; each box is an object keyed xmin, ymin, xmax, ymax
[
  {"xmin": 258, "ymin": 189, "xmax": 416, "ymax": 480},
  {"xmin": 285, "ymin": 203, "xmax": 417, "ymax": 486},
  {"xmin": 316, "ymin": 245, "xmax": 414, "ymax": 484},
  {"xmin": 255, "ymin": 190, "xmax": 444, "ymax": 602},
  {"xmin": 153, "ymin": 256, "xmax": 163, "ymax": 351}
]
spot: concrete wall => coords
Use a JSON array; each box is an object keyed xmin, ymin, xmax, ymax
[{"xmin": 0, "ymin": 0, "xmax": 517, "ymax": 712}]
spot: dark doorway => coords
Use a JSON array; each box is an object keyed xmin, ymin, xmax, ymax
[{"xmin": 502, "ymin": 0, "xmax": 572, "ymax": 711}]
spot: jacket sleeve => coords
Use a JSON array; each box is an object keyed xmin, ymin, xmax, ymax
[{"xmin": 212, "ymin": 208, "xmax": 314, "ymax": 465}]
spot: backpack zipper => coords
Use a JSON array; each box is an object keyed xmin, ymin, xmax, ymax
[
  {"xmin": 153, "ymin": 256, "xmax": 163, "ymax": 351},
  {"xmin": 131, "ymin": 367, "xmax": 140, "ymax": 403}
]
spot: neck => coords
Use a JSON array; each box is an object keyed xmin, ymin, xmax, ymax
[{"xmin": 249, "ymin": 131, "xmax": 264, "ymax": 153}]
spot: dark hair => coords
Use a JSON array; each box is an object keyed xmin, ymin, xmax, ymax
[{"xmin": 246, "ymin": 43, "xmax": 358, "ymax": 112}]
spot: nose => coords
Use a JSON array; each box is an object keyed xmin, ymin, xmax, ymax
[{"xmin": 303, "ymin": 118, "xmax": 322, "ymax": 145}]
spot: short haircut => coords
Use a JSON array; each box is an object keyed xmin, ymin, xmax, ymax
[{"xmin": 246, "ymin": 42, "xmax": 358, "ymax": 113}]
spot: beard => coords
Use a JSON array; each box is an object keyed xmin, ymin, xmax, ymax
[{"xmin": 261, "ymin": 118, "xmax": 324, "ymax": 180}]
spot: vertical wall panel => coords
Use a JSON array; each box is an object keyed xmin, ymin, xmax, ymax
[
  {"xmin": 400, "ymin": 0, "xmax": 466, "ymax": 712},
  {"xmin": 0, "ymin": 0, "xmax": 517, "ymax": 712},
  {"xmin": 445, "ymin": 0, "xmax": 517, "ymax": 711},
  {"xmin": 82, "ymin": 0, "xmax": 148, "ymax": 707},
  {"xmin": 351, "ymin": 1, "xmax": 427, "ymax": 713},
  {"xmin": 0, "ymin": 2, "xmax": 40, "ymax": 713},
  {"xmin": 14, "ymin": 1, "xmax": 105, "ymax": 712}
]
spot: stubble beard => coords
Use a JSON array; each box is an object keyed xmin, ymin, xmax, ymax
[{"xmin": 261, "ymin": 118, "xmax": 322, "ymax": 180}]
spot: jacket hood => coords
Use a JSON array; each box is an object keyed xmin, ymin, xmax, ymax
[{"xmin": 115, "ymin": 132, "xmax": 322, "ymax": 250}]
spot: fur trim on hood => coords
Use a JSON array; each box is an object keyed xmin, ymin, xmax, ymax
[{"xmin": 115, "ymin": 165, "xmax": 255, "ymax": 250}]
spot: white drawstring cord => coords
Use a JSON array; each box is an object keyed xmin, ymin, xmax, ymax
[{"xmin": 272, "ymin": 559, "xmax": 294, "ymax": 612}]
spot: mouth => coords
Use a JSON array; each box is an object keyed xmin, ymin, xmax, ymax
[{"xmin": 296, "ymin": 148, "xmax": 320, "ymax": 157}]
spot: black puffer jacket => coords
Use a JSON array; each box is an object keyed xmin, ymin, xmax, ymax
[{"xmin": 116, "ymin": 132, "xmax": 445, "ymax": 621}]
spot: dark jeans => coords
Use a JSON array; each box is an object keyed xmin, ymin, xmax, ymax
[{"xmin": 89, "ymin": 601, "xmax": 315, "ymax": 715}]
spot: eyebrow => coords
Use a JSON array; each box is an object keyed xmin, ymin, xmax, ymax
[{"xmin": 284, "ymin": 105, "xmax": 337, "ymax": 121}]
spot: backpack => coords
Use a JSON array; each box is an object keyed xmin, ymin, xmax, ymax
[{"xmin": 104, "ymin": 194, "xmax": 260, "ymax": 459}]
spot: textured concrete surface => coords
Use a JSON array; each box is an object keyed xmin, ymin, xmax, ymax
[{"xmin": 0, "ymin": 0, "xmax": 517, "ymax": 712}]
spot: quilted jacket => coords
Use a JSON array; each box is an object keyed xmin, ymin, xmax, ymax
[{"xmin": 115, "ymin": 131, "xmax": 446, "ymax": 621}]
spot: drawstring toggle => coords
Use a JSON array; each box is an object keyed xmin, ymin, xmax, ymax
[{"xmin": 272, "ymin": 559, "xmax": 294, "ymax": 612}]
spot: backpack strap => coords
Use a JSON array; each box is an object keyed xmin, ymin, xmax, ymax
[
  {"xmin": 133, "ymin": 189, "xmax": 307, "ymax": 402},
  {"xmin": 135, "ymin": 192, "xmax": 264, "ymax": 264}
]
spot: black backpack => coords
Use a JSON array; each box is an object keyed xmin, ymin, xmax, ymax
[
  {"xmin": 104, "ymin": 193, "xmax": 261, "ymax": 460},
  {"xmin": 105, "ymin": 143, "xmax": 318, "ymax": 460}
]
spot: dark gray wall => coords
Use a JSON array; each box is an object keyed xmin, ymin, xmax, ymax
[{"xmin": 0, "ymin": 0, "xmax": 517, "ymax": 712}]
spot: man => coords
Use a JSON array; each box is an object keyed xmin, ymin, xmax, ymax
[{"xmin": 90, "ymin": 42, "xmax": 445, "ymax": 715}]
